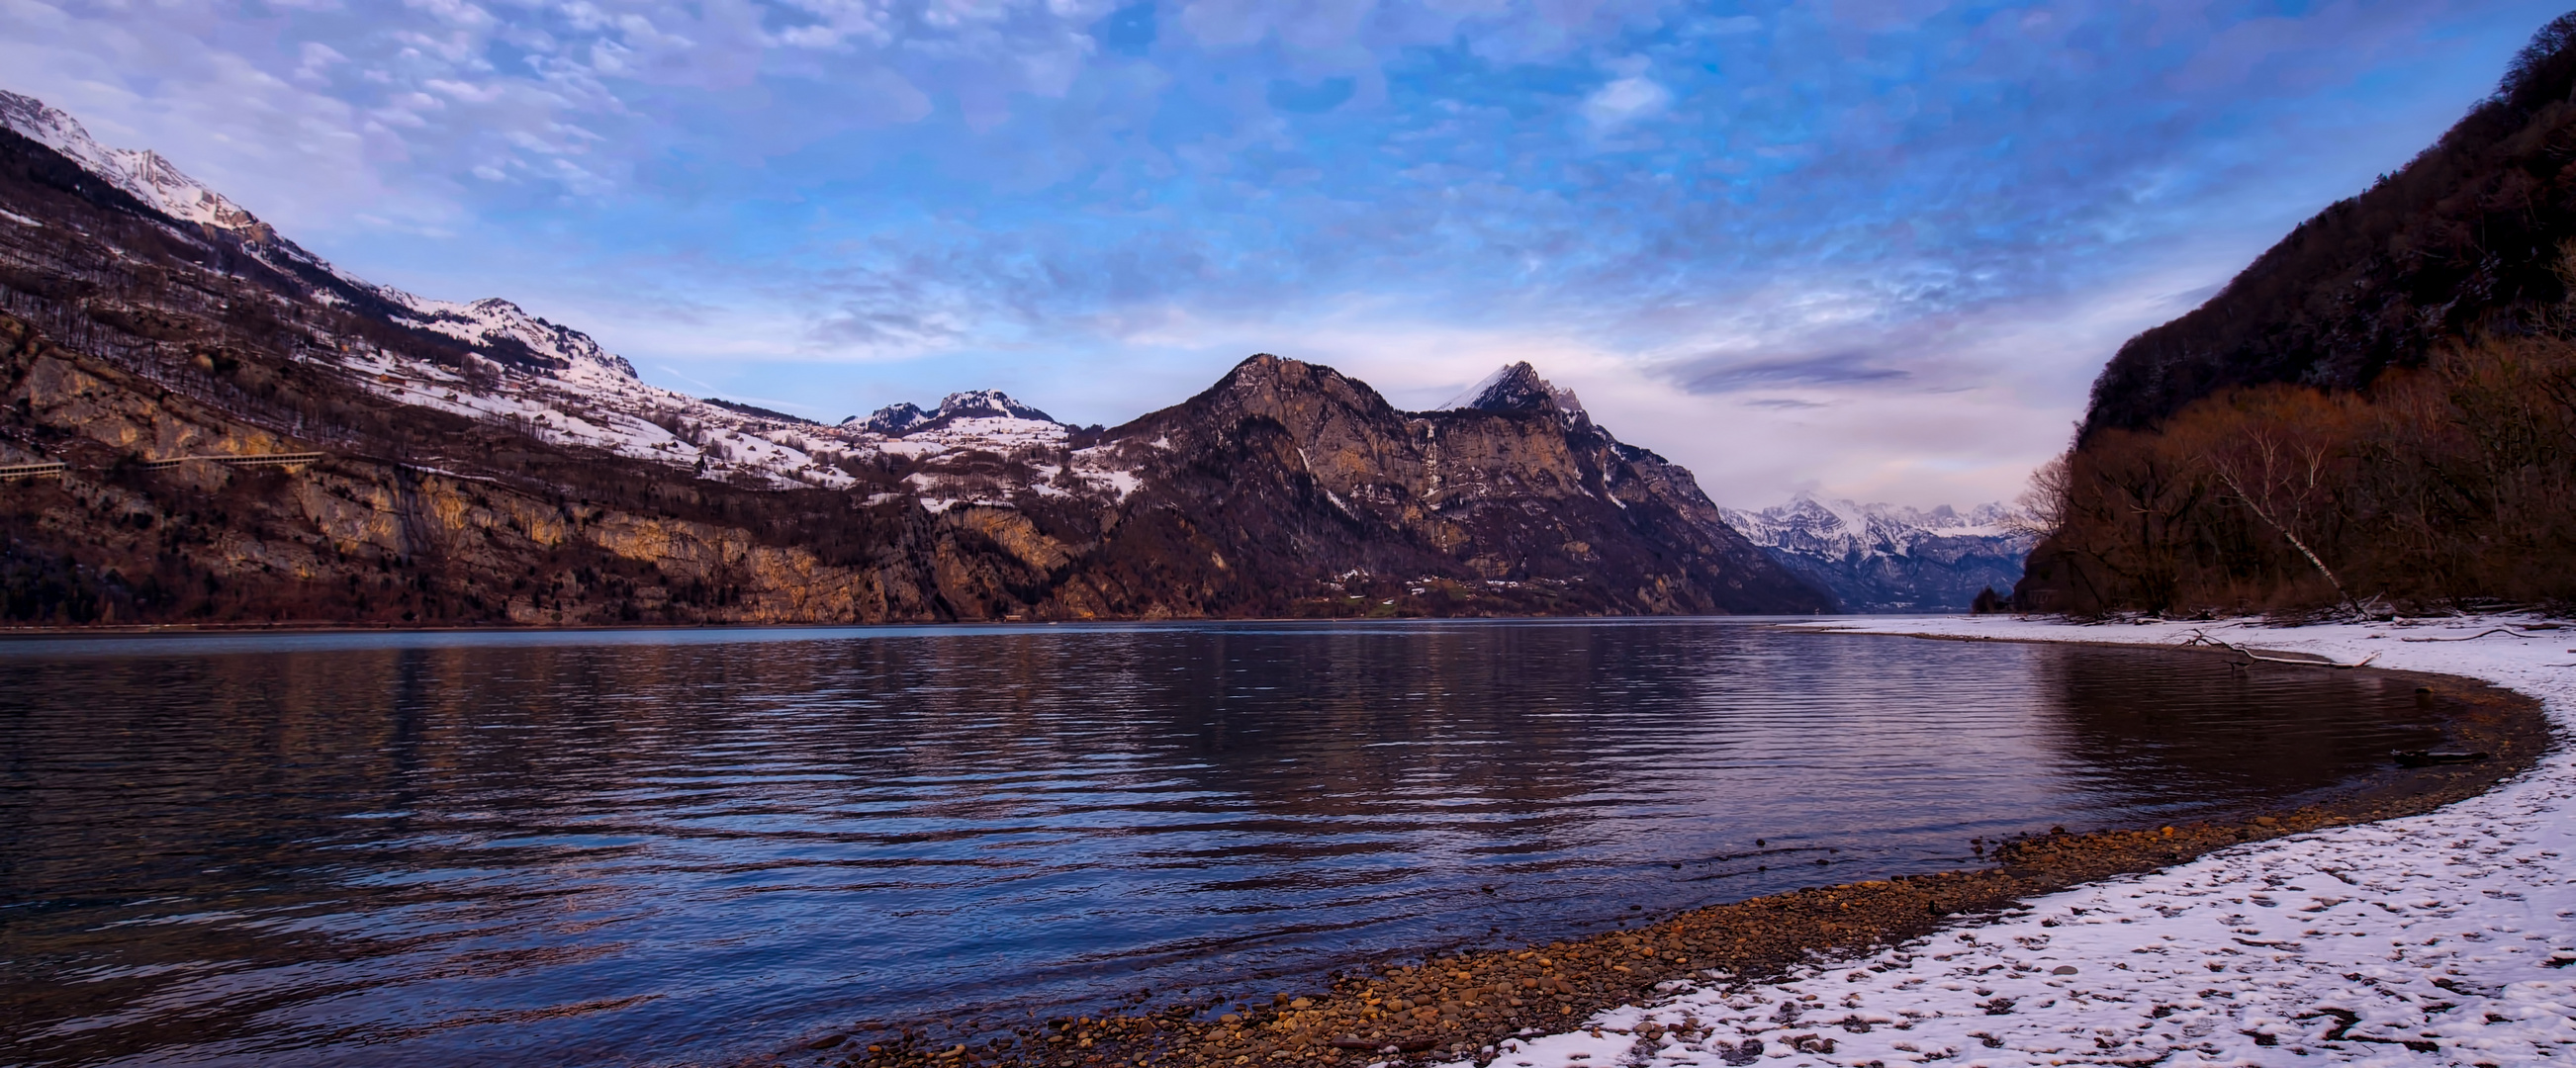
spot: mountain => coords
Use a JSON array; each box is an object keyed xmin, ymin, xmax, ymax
[
  {"xmin": 1718, "ymin": 496, "xmax": 2035, "ymax": 613},
  {"xmin": 2017, "ymin": 14, "xmax": 2576, "ymax": 614},
  {"xmin": 2080, "ymin": 14, "xmax": 2576, "ymax": 438},
  {"xmin": 1072, "ymin": 356, "xmax": 1830, "ymax": 617},
  {"xmin": 0, "ymin": 91, "xmax": 1829, "ymax": 625},
  {"xmin": 0, "ymin": 90, "xmax": 269, "ymax": 236},
  {"xmin": 1438, "ymin": 361, "xmax": 1586, "ymax": 415}
]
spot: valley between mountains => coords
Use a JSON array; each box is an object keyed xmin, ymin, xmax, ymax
[{"xmin": 0, "ymin": 89, "xmax": 1871, "ymax": 626}]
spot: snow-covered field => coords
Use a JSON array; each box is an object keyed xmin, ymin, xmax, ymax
[{"xmin": 1464, "ymin": 614, "xmax": 2576, "ymax": 1068}]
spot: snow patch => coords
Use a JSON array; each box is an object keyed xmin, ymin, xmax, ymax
[
  {"xmin": 0, "ymin": 90, "xmax": 264, "ymax": 232},
  {"xmin": 1463, "ymin": 612, "xmax": 2576, "ymax": 1068},
  {"xmin": 1721, "ymin": 493, "xmax": 2028, "ymax": 561}
]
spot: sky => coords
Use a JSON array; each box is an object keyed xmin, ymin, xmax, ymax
[{"xmin": 2, "ymin": 0, "xmax": 2567, "ymax": 508}]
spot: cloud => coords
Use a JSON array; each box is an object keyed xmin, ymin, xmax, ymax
[
  {"xmin": 1683, "ymin": 352, "xmax": 1911, "ymax": 393},
  {"xmin": 1, "ymin": 0, "xmax": 2563, "ymax": 507},
  {"xmin": 1581, "ymin": 70, "xmax": 1669, "ymax": 129},
  {"xmin": 1266, "ymin": 75, "xmax": 1355, "ymax": 114}
]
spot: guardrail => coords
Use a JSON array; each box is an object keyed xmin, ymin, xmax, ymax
[
  {"xmin": 137, "ymin": 452, "xmax": 328, "ymax": 472},
  {"xmin": 0, "ymin": 461, "xmax": 67, "ymax": 481}
]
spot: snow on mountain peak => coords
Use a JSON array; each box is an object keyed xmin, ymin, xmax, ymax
[
  {"xmin": 1721, "ymin": 492, "xmax": 2027, "ymax": 558},
  {"xmin": 855, "ymin": 391, "xmax": 1058, "ymax": 436},
  {"xmin": 1717, "ymin": 492, "xmax": 2037, "ymax": 612},
  {"xmin": 938, "ymin": 390, "xmax": 1055, "ymax": 423},
  {"xmin": 391, "ymin": 292, "xmax": 640, "ymax": 382},
  {"xmin": 854, "ymin": 402, "xmax": 931, "ymax": 434},
  {"xmin": 0, "ymin": 90, "xmax": 642, "ymax": 388},
  {"xmin": 0, "ymin": 90, "xmax": 266, "ymax": 235}
]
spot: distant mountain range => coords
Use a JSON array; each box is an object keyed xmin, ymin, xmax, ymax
[
  {"xmin": 1719, "ymin": 496, "xmax": 2035, "ymax": 613},
  {"xmin": 0, "ymin": 89, "xmax": 1830, "ymax": 625}
]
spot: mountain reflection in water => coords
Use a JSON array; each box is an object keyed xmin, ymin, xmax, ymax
[{"xmin": 0, "ymin": 620, "xmax": 2437, "ymax": 1067}]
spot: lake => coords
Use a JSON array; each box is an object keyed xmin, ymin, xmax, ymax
[{"xmin": 0, "ymin": 619, "xmax": 2441, "ymax": 1066}]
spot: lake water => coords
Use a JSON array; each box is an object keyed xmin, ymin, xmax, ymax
[{"xmin": 0, "ymin": 620, "xmax": 2442, "ymax": 1066}]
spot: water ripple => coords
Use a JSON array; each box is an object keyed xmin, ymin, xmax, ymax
[{"xmin": 0, "ymin": 620, "xmax": 2437, "ymax": 1067}]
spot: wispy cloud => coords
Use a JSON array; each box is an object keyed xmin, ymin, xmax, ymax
[
  {"xmin": 1686, "ymin": 354, "xmax": 1910, "ymax": 393},
  {"xmin": 0, "ymin": 0, "xmax": 2564, "ymax": 506}
]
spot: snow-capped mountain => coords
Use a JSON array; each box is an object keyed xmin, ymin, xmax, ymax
[
  {"xmin": 1719, "ymin": 494, "xmax": 2036, "ymax": 612},
  {"xmin": 0, "ymin": 89, "xmax": 1096, "ymax": 496},
  {"xmin": 0, "ymin": 90, "xmax": 268, "ymax": 235},
  {"xmin": 852, "ymin": 391, "xmax": 1058, "ymax": 436},
  {"xmin": 854, "ymin": 401, "xmax": 933, "ymax": 435}
]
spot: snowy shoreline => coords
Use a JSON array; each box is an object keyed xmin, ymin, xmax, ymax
[{"xmin": 1461, "ymin": 614, "xmax": 2576, "ymax": 1068}]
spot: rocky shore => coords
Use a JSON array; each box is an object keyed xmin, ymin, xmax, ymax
[{"xmin": 792, "ymin": 657, "xmax": 2542, "ymax": 1068}]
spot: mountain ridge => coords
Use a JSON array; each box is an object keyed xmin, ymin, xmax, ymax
[
  {"xmin": 1719, "ymin": 494, "xmax": 2034, "ymax": 613},
  {"xmin": 0, "ymin": 88, "xmax": 1830, "ymax": 625}
]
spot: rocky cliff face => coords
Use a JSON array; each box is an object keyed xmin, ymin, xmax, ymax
[
  {"xmin": 1062, "ymin": 357, "xmax": 1830, "ymax": 617},
  {"xmin": 0, "ymin": 92, "xmax": 1828, "ymax": 625},
  {"xmin": 1718, "ymin": 496, "xmax": 2034, "ymax": 613}
]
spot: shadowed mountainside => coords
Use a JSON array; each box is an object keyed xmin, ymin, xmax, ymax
[
  {"xmin": 2019, "ymin": 14, "xmax": 2576, "ymax": 615},
  {"xmin": 2081, "ymin": 15, "xmax": 2576, "ymax": 437}
]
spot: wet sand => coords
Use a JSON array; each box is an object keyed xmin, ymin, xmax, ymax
[{"xmin": 793, "ymin": 668, "xmax": 2546, "ymax": 1068}]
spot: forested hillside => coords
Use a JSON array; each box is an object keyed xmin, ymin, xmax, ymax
[{"xmin": 2018, "ymin": 14, "xmax": 2576, "ymax": 615}]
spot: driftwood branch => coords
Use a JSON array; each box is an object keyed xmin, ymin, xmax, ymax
[
  {"xmin": 2399, "ymin": 627, "xmax": 2539, "ymax": 643},
  {"xmin": 2179, "ymin": 632, "xmax": 2382, "ymax": 668}
]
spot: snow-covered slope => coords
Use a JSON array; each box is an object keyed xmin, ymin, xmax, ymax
[
  {"xmin": 1473, "ymin": 613, "xmax": 2576, "ymax": 1068},
  {"xmin": 0, "ymin": 89, "xmax": 1094, "ymax": 495},
  {"xmin": 853, "ymin": 391, "xmax": 1064, "ymax": 447},
  {"xmin": 0, "ymin": 90, "xmax": 268, "ymax": 234},
  {"xmin": 1720, "ymin": 495, "xmax": 2034, "ymax": 612},
  {"xmin": 390, "ymin": 295, "xmax": 641, "ymax": 381}
]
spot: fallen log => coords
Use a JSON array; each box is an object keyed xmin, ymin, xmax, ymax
[{"xmin": 2178, "ymin": 633, "xmax": 2381, "ymax": 669}]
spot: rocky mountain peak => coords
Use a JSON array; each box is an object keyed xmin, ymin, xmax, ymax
[
  {"xmin": 852, "ymin": 391, "xmax": 1057, "ymax": 437},
  {"xmin": 936, "ymin": 390, "xmax": 1054, "ymax": 423},
  {"xmin": 853, "ymin": 402, "xmax": 930, "ymax": 434},
  {"xmin": 1193, "ymin": 353, "xmax": 1399, "ymax": 419},
  {"xmin": 1438, "ymin": 362, "xmax": 1587, "ymax": 420}
]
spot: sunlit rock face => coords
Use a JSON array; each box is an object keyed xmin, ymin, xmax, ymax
[
  {"xmin": 0, "ymin": 89, "xmax": 1830, "ymax": 625},
  {"xmin": 1719, "ymin": 495, "xmax": 2037, "ymax": 613}
]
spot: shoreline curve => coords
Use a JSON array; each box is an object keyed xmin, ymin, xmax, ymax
[{"xmin": 794, "ymin": 615, "xmax": 2555, "ymax": 1068}]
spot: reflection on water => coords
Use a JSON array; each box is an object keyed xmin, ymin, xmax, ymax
[{"xmin": 0, "ymin": 620, "xmax": 2437, "ymax": 1066}]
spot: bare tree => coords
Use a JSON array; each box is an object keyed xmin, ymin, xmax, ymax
[{"xmin": 2201, "ymin": 418, "xmax": 2355, "ymax": 612}]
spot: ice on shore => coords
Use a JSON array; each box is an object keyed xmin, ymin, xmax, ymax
[{"xmin": 1464, "ymin": 615, "xmax": 2576, "ymax": 1067}]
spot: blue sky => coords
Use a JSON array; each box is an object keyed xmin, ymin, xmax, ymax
[{"xmin": 3, "ymin": 0, "xmax": 2565, "ymax": 506}]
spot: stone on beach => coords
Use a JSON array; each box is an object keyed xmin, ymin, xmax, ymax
[{"xmin": 1468, "ymin": 614, "xmax": 2576, "ymax": 1067}]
